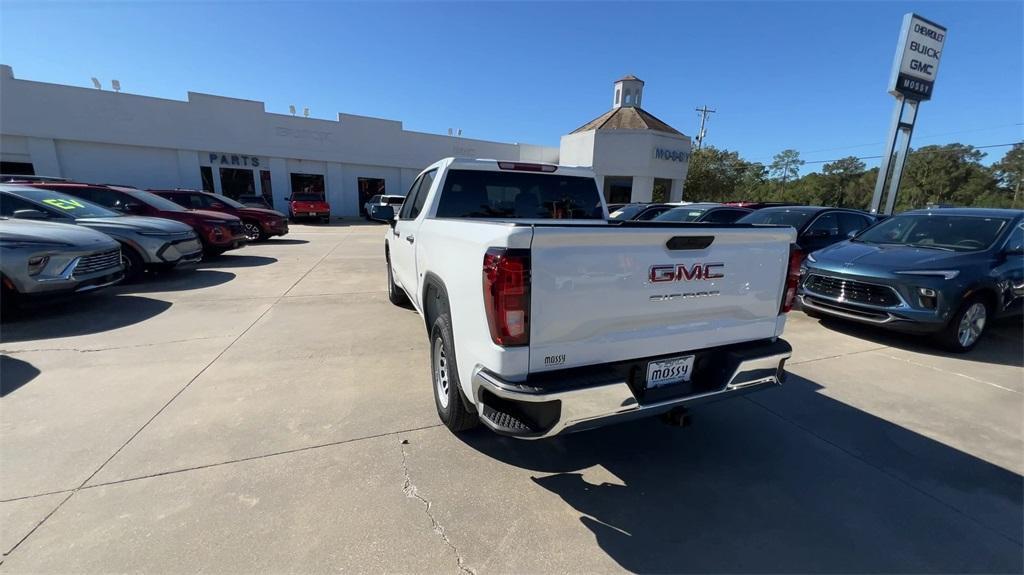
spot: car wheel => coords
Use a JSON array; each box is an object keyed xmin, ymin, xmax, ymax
[
  {"xmin": 242, "ymin": 221, "xmax": 264, "ymax": 242},
  {"xmin": 0, "ymin": 276, "xmax": 21, "ymax": 318},
  {"xmin": 430, "ymin": 313, "xmax": 479, "ymax": 433},
  {"xmin": 936, "ymin": 295, "xmax": 990, "ymax": 353},
  {"xmin": 320, "ymin": 217, "xmax": 331, "ymax": 224},
  {"xmin": 120, "ymin": 244, "xmax": 146, "ymax": 282},
  {"xmin": 386, "ymin": 255, "xmax": 410, "ymax": 306}
]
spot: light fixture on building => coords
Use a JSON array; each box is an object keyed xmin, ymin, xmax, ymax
[
  {"xmin": 289, "ymin": 105, "xmax": 296, "ymax": 115},
  {"xmin": 303, "ymin": 107, "xmax": 310, "ymax": 118},
  {"xmin": 448, "ymin": 128, "xmax": 453, "ymax": 136},
  {"xmin": 457, "ymin": 129, "xmax": 462, "ymax": 136},
  {"xmin": 111, "ymin": 79, "xmax": 121, "ymax": 93},
  {"xmin": 91, "ymin": 77, "xmax": 101, "ymax": 90}
]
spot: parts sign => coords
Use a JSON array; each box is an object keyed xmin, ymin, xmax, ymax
[{"xmin": 888, "ymin": 13, "xmax": 947, "ymax": 101}]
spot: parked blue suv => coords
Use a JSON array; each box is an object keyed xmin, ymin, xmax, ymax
[{"xmin": 800, "ymin": 208, "xmax": 1023, "ymax": 352}]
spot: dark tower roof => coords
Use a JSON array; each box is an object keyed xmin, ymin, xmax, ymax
[{"xmin": 570, "ymin": 106, "xmax": 682, "ymax": 136}]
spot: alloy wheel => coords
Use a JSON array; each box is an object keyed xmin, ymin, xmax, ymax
[
  {"xmin": 433, "ymin": 337, "xmax": 450, "ymax": 409},
  {"xmin": 242, "ymin": 222, "xmax": 261, "ymax": 241},
  {"xmin": 957, "ymin": 302, "xmax": 987, "ymax": 348}
]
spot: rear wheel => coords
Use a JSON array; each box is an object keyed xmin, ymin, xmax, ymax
[
  {"xmin": 119, "ymin": 244, "xmax": 145, "ymax": 282},
  {"xmin": 936, "ymin": 295, "xmax": 990, "ymax": 353},
  {"xmin": 430, "ymin": 313, "xmax": 479, "ymax": 433},
  {"xmin": 320, "ymin": 216, "xmax": 331, "ymax": 224}
]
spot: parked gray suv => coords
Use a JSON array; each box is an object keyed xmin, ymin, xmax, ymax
[
  {"xmin": 1, "ymin": 218, "xmax": 123, "ymax": 308},
  {"xmin": 0, "ymin": 185, "xmax": 202, "ymax": 280}
]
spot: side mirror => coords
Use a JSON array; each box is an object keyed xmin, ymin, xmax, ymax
[
  {"xmin": 846, "ymin": 230, "xmax": 859, "ymax": 239},
  {"xmin": 283, "ymin": 196, "xmax": 291, "ymax": 202},
  {"xmin": 1004, "ymin": 245, "xmax": 1024, "ymax": 256},
  {"xmin": 122, "ymin": 202, "xmax": 144, "ymax": 214},
  {"xmin": 12, "ymin": 209, "xmax": 49, "ymax": 220}
]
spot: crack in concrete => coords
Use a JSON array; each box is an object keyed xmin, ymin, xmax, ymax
[
  {"xmin": 0, "ymin": 335, "xmax": 232, "ymax": 355},
  {"xmin": 399, "ymin": 440, "xmax": 476, "ymax": 575}
]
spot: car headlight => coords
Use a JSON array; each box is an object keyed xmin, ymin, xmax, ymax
[
  {"xmin": 137, "ymin": 230, "xmax": 176, "ymax": 237},
  {"xmin": 1, "ymin": 240, "xmax": 73, "ymax": 249},
  {"xmin": 894, "ymin": 270, "xmax": 960, "ymax": 280}
]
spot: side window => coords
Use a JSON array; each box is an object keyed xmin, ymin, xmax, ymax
[
  {"xmin": 703, "ymin": 209, "xmax": 747, "ymax": 223},
  {"xmin": 75, "ymin": 187, "xmax": 122, "ymax": 209},
  {"xmin": 408, "ymin": 169, "xmax": 436, "ymax": 220},
  {"xmin": 806, "ymin": 212, "xmax": 840, "ymax": 236},
  {"xmin": 0, "ymin": 194, "xmax": 42, "ymax": 217},
  {"xmin": 398, "ymin": 175, "xmax": 422, "ymax": 220},
  {"xmin": 838, "ymin": 212, "xmax": 872, "ymax": 236}
]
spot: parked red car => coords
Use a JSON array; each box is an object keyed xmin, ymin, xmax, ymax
[
  {"xmin": 17, "ymin": 182, "xmax": 247, "ymax": 255},
  {"xmin": 150, "ymin": 189, "xmax": 288, "ymax": 242},
  {"xmin": 286, "ymin": 193, "xmax": 331, "ymax": 223}
]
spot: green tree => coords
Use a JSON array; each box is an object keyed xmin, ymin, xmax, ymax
[
  {"xmin": 769, "ymin": 149, "xmax": 804, "ymax": 192},
  {"xmin": 821, "ymin": 156, "xmax": 867, "ymax": 207},
  {"xmin": 683, "ymin": 146, "xmax": 750, "ymax": 202},
  {"xmin": 992, "ymin": 144, "xmax": 1024, "ymax": 207},
  {"xmin": 899, "ymin": 144, "xmax": 998, "ymax": 210}
]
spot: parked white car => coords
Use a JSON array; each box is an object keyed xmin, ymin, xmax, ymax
[
  {"xmin": 363, "ymin": 194, "xmax": 405, "ymax": 221},
  {"xmin": 385, "ymin": 158, "xmax": 800, "ymax": 438}
]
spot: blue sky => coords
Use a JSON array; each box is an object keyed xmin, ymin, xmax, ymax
[{"xmin": 1, "ymin": 1, "xmax": 1021, "ymax": 172}]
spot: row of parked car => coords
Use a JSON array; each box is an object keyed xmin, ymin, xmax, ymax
[
  {"xmin": 610, "ymin": 200, "xmax": 1023, "ymax": 352},
  {"xmin": 0, "ymin": 176, "xmax": 322, "ymax": 312}
]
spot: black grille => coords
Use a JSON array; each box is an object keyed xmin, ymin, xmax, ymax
[
  {"xmin": 804, "ymin": 274, "xmax": 900, "ymax": 307},
  {"xmin": 75, "ymin": 248, "xmax": 121, "ymax": 275}
]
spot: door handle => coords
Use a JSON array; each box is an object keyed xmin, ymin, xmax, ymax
[{"xmin": 405, "ymin": 235, "xmax": 415, "ymax": 244}]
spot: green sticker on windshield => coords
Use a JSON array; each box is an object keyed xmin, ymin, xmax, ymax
[{"xmin": 42, "ymin": 198, "xmax": 86, "ymax": 210}]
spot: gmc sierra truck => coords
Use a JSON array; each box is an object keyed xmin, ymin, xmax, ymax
[{"xmin": 386, "ymin": 158, "xmax": 801, "ymax": 439}]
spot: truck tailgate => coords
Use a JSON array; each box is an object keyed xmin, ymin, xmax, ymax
[{"xmin": 528, "ymin": 225, "xmax": 795, "ymax": 373}]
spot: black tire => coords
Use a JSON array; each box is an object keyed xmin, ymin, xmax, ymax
[
  {"xmin": 242, "ymin": 220, "xmax": 266, "ymax": 242},
  {"xmin": 935, "ymin": 295, "xmax": 991, "ymax": 353},
  {"xmin": 320, "ymin": 217, "xmax": 331, "ymax": 224},
  {"xmin": 120, "ymin": 244, "xmax": 146, "ymax": 282},
  {"xmin": 1, "ymin": 277, "xmax": 21, "ymax": 319},
  {"xmin": 386, "ymin": 255, "xmax": 410, "ymax": 306},
  {"xmin": 430, "ymin": 313, "xmax": 479, "ymax": 433}
]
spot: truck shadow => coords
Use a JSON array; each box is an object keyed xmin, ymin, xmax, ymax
[
  {"xmin": 0, "ymin": 355, "xmax": 40, "ymax": 397},
  {"xmin": 458, "ymin": 375, "xmax": 1023, "ymax": 573}
]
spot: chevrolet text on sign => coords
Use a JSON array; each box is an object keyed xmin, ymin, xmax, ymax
[{"xmin": 888, "ymin": 13, "xmax": 947, "ymax": 101}]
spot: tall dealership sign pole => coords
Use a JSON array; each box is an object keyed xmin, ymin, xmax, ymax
[{"xmin": 870, "ymin": 13, "xmax": 947, "ymax": 215}]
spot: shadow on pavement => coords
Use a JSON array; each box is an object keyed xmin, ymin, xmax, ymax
[
  {"xmin": 458, "ymin": 375, "xmax": 1023, "ymax": 573},
  {"xmin": 808, "ymin": 314, "xmax": 1023, "ymax": 368},
  {"xmin": 196, "ymin": 255, "xmax": 277, "ymax": 269},
  {"xmin": 112, "ymin": 269, "xmax": 236, "ymax": 294},
  {"xmin": 0, "ymin": 295, "xmax": 171, "ymax": 343},
  {"xmin": 263, "ymin": 239, "xmax": 309, "ymax": 245},
  {"xmin": 0, "ymin": 355, "xmax": 39, "ymax": 397}
]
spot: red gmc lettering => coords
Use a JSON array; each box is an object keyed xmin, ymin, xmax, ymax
[{"xmin": 649, "ymin": 263, "xmax": 725, "ymax": 282}]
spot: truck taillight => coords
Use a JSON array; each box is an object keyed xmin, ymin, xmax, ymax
[
  {"xmin": 781, "ymin": 244, "xmax": 803, "ymax": 314},
  {"xmin": 496, "ymin": 161, "xmax": 557, "ymax": 173},
  {"xmin": 483, "ymin": 247, "xmax": 530, "ymax": 346}
]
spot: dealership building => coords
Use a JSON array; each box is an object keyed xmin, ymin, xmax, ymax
[{"xmin": 0, "ymin": 65, "xmax": 690, "ymax": 216}]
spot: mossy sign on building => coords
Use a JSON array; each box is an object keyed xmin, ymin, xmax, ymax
[{"xmin": 888, "ymin": 13, "xmax": 947, "ymax": 101}]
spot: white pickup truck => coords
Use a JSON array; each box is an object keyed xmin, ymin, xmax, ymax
[{"xmin": 385, "ymin": 158, "xmax": 801, "ymax": 439}]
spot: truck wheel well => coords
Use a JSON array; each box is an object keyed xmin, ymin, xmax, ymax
[
  {"xmin": 966, "ymin": 286, "xmax": 998, "ymax": 312},
  {"xmin": 422, "ymin": 275, "xmax": 449, "ymax": 333}
]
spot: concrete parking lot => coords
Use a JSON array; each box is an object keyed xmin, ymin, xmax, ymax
[{"xmin": 1, "ymin": 222, "xmax": 1021, "ymax": 573}]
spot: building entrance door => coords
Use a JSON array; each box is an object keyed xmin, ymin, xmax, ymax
[
  {"xmin": 358, "ymin": 178, "xmax": 386, "ymax": 215},
  {"xmin": 603, "ymin": 176, "xmax": 633, "ymax": 204},
  {"xmin": 220, "ymin": 168, "xmax": 255, "ymax": 199}
]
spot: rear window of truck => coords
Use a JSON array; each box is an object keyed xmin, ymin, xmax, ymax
[{"xmin": 435, "ymin": 170, "xmax": 604, "ymax": 220}]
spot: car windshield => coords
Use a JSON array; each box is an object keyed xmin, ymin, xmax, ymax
[
  {"xmin": 737, "ymin": 208, "xmax": 819, "ymax": 228},
  {"xmin": 292, "ymin": 194, "xmax": 324, "ymax": 202},
  {"xmin": 654, "ymin": 207, "xmax": 708, "ymax": 222},
  {"xmin": 854, "ymin": 213, "xmax": 1011, "ymax": 252},
  {"xmin": 608, "ymin": 205, "xmax": 648, "ymax": 220},
  {"xmin": 11, "ymin": 189, "xmax": 119, "ymax": 218},
  {"xmin": 435, "ymin": 169, "xmax": 604, "ymax": 220},
  {"xmin": 123, "ymin": 189, "xmax": 188, "ymax": 212}
]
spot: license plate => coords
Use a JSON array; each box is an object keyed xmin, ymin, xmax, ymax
[{"xmin": 646, "ymin": 355, "xmax": 695, "ymax": 388}]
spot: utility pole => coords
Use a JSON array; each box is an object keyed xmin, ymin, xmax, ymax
[{"xmin": 694, "ymin": 105, "xmax": 715, "ymax": 150}]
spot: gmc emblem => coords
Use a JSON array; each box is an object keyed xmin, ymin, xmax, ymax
[{"xmin": 649, "ymin": 263, "xmax": 725, "ymax": 283}]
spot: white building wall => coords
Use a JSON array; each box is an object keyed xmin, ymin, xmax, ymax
[{"xmin": 0, "ymin": 65, "xmax": 559, "ymax": 216}]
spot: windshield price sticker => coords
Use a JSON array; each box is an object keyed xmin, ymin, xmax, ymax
[{"xmin": 42, "ymin": 198, "xmax": 86, "ymax": 210}]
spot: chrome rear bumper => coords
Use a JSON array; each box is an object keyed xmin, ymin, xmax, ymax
[{"xmin": 471, "ymin": 339, "xmax": 791, "ymax": 439}]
